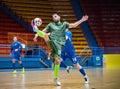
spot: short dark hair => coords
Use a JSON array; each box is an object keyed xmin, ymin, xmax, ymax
[
  {"xmin": 52, "ymin": 12, "xmax": 61, "ymax": 16},
  {"xmin": 13, "ymin": 36, "xmax": 17, "ymax": 38}
]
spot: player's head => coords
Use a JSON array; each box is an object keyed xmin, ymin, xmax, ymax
[
  {"xmin": 13, "ymin": 36, "xmax": 17, "ymax": 42},
  {"xmin": 52, "ymin": 13, "xmax": 61, "ymax": 23}
]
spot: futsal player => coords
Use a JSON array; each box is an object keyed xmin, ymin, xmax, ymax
[
  {"xmin": 11, "ymin": 36, "xmax": 25, "ymax": 73},
  {"xmin": 33, "ymin": 13, "xmax": 88, "ymax": 86},
  {"xmin": 61, "ymin": 29, "xmax": 89, "ymax": 83}
]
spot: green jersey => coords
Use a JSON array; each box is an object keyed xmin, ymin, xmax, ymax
[{"xmin": 45, "ymin": 22, "xmax": 69, "ymax": 45}]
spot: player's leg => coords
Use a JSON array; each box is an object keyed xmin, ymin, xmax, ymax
[
  {"xmin": 53, "ymin": 56, "xmax": 62, "ymax": 86},
  {"xmin": 12, "ymin": 59, "xmax": 17, "ymax": 73},
  {"xmin": 18, "ymin": 58, "xmax": 24, "ymax": 73},
  {"xmin": 51, "ymin": 41, "xmax": 62, "ymax": 86},
  {"xmin": 73, "ymin": 62, "xmax": 89, "ymax": 83},
  {"xmin": 61, "ymin": 45, "xmax": 73, "ymax": 73},
  {"xmin": 70, "ymin": 50, "xmax": 89, "ymax": 83},
  {"xmin": 37, "ymin": 31, "xmax": 53, "ymax": 60},
  {"xmin": 61, "ymin": 48, "xmax": 68, "ymax": 68},
  {"xmin": 38, "ymin": 31, "xmax": 53, "ymax": 56},
  {"xmin": 36, "ymin": 29, "xmax": 46, "ymax": 38},
  {"xmin": 36, "ymin": 29, "xmax": 51, "ymax": 46},
  {"xmin": 33, "ymin": 27, "xmax": 52, "ymax": 51},
  {"xmin": 12, "ymin": 53, "xmax": 17, "ymax": 73},
  {"xmin": 61, "ymin": 50, "xmax": 72, "ymax": 73},
  {"xmin": 66, "ymin": 64, "xmax": 72, "ymax": 74}
]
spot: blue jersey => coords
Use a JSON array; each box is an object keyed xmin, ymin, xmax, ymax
[
  {"xmin": 65, "ymin": 30, "xmax": 75, "ymax": 51},
  {"xmin": 61, "ymin": 30, "xmax": 78, "ymax": 64},
  {"xmin": 66, "ymin": 30, "xmax": 72, "ymax": 42},
  {"xmin": 11, "ymin": 41, "xmax": 22, "ymax": 59}
]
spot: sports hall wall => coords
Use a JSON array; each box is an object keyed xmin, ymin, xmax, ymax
[
  {"xmin": 79, "ymin": 0, "xmax": 120, "ymax": 68},
  {"xmin": 0, "ymin": 0, "xmax": 120, "ymax": 68}
]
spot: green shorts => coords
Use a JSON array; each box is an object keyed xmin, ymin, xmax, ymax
[{"xmin": 50, "ymin": 40, "xmax": 63, "ymax": 60}]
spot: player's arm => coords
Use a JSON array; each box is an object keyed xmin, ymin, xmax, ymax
[
  {"xmin": 33, "ymin": 33, "xmax": 39, "ymax": 42},
  {"xmin": 68, "ymin": 15, "xmax": 88, "ymax": 28},
  {"xmin": 18, "ymin": 42, "xmax": 23, "ymax": 51}
]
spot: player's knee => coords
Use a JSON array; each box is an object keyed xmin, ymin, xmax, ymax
[
  {"xmin": 18, "ymin": 61, "xmax": 22, "ymax": 64},
  {"xmin": 12, "ymin": 59, "xmax": 16, "ymax": 63},
  {"xmin": 73, "ymin": 63, "xmax": 82, "ymax": 69},
  {"xmin": 54, "ymin": 57, "xmax": 62, "ymax": 64},
  {"xmin": 73, "ymin": 64, "xmax": 77, "ymax": 68},
  {"xmin": 55, "ymin": 60, "xmax": 60, "ymax": 64}
]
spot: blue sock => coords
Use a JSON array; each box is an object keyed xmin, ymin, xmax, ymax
[
  {"xmin": 20, "ymin": 63, "xmax": 24, "ymax": 68},
  {"xmin": 13, "ymin": 63, "xmax": 16, "ymax": 70},
  {"xmin": 79, "ymin": 68, "xmax": 86, "ymax": 76}
]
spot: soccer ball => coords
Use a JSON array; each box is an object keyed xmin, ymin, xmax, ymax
[
  {"xmin": 31, "ymin": 18, "xmax": 42, "ymax": 27},
  {"xmin": 31, "ymin": 18, "xmax": 42, "ymax": 32},
  {"xmin": 34, "ymin": 18, "xmax": 42, "ymax": 27}
]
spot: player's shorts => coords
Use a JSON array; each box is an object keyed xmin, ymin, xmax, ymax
[
  {"xmin": 61, "ymin": 45, "xmax": 78, "ymax": 64},
  {"xmin": 61, "ymin": 51, "xmax": 78, "ymax": 64},
  {"xmin": 12, "ymin": 52, "xmax": 21, "ymax": 61},
  {"xmin": 49, "ymin": 40, "xmax": 64, "ymax": 61}
]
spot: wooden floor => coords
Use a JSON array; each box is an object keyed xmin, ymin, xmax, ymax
[{"xmin": 0, "ymin": 68, "xmax": 120, "ymax": 89}]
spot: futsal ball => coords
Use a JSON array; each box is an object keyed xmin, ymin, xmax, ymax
[
  {"xmin": 31, "ymin": 18, "xmax": 42, "ymax": 32},
  {"xmin": 31, "ymin": 18, "xmax": 42, "ymax": 27},
  {"xmin": 34, "ymin": 18, "xmax": 42, "ymax": 27}
]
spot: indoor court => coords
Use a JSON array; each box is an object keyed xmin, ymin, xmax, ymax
[{"xmin": 0, "ymin": 68, "xmax": 120, "ymax": 89}]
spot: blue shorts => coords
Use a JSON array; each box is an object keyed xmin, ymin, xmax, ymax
[
  {"xmin": 61, "ymin": 45, "xmax": 78, "ymax": 64},
  {"xmin": 12, "ymin": 52, "xmax": 21, "ymax": 61}
]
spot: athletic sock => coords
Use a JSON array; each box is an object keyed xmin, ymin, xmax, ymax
[
  {"xmin": 54, "ymin": 64, "xmax": 60, "ymax": 78},
  {"xmin": 13, "ymin": 63, "xmax": 16, "ymax": 70},
  {"xmin": 79, "ymin": 68, "xmax": 86, "ymax": 76},
  {"xmin": 37, "ymin": 30, "xmax": 45, "ymax": 38},
  {"xmin": 20, "ymin": 63, "xmax": 24, "ymax": 68}
]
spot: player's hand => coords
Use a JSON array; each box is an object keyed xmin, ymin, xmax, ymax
[
  {"xmin": 33, "ymin": 34, "xmax": 38, "ymax": 42},
  {"xmin": 33, "ymin": 37, "xmax": 37, "ymax": 42},
  {"xmin": 81, "ymin": 15, "xmax": 89, "ymax": 22},
  {"xmin": 15, "ymin": 49, "xmax": 18, "ymax": 52}
]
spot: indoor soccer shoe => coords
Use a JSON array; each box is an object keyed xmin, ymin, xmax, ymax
[
  {"xmin": 84, "ymin": 77, "xmax": 89, "ymax": 84},
  {"xmin": 54, "ymin": 78, "xmax": 61, "ymax": 86},
  {"xmin": 22, "ymin": 68, "xmax": 25, "ymax": 73},
  {"xmin": 13, "ymin": 70, "xmax": 17, "ymax": 73},
  {"xmin": 66, "ymin": 66, "xmax": 72, "ymax": 74}
]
